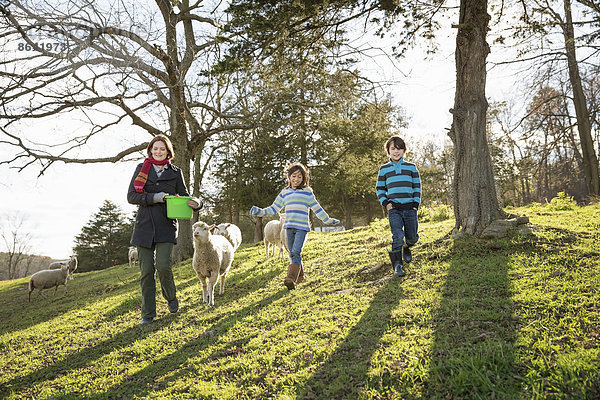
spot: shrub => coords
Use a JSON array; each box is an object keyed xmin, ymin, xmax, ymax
[
  {"xmin": 431, "ymin": 204, "xmax": 453, "ymax": 222},
  {"xmin": 418, "ymin": 204, "xmax": 453, "ymax": 223},
  {"xmin": 548, "ymin": 192, "xmax": 578, "ymax": 211}
]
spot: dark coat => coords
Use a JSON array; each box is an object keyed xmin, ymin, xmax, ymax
[{"xmin": 127, "ymin": 162, "xmax": 190, "ymax": 248}]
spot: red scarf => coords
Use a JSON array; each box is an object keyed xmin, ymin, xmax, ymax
[{"xmin": 134, "ymin": 157, "xmax": 171, "ymax": 193}]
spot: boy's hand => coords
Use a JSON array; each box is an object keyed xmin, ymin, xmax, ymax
[{"xmin": 386, "ymin": 203, "xmax": 393, "ymax": 211}]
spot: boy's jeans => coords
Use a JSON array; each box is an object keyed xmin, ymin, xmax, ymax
[
  {"xmin": 388, "ymin": 208, "xmax": 419, "ymax": 252},
  {"xmin": 286, "ymin": 228, "xmax": 308, "ymax": 266}
]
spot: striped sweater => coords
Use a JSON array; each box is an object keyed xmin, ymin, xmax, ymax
[
  {"xmin": 376, "ymin": 157, "xmax": 421, "ymax": 209},
  {"xmin": 252, "ymin": 187, "xmax": 336, "ymax": 231}
]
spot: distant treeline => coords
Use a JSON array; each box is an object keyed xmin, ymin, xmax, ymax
[{"xmin": 0, "ymin": 253, "xmax": 53, "ymax": 281}]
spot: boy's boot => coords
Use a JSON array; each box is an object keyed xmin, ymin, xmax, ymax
[
  {"xmin": 388, "ymin": 250, "xmax": 405, "ymax": 277},
  {"xmin": 402, "ymin": 244, "xmax": 412, "ymax": 264},
  {"xmin": 284, "ymin": 263, "xmax": 301, "ymax": 290}
]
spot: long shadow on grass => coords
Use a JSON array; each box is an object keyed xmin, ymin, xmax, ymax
[
  {"xmin": 88, "ymin": 289, "xmax": 288, "ymax": 399},
  {"xmin": 296, "ymin": 277, "xmax": 403, "ymax": 399},
  {"xmin": 0, "ymin": 320, "xmax": 156, "ymax": 397},
  {"xmin": 0, "ymin": 262, "xmax": 280, "ymax": 397},
  {"xmin": 424, "ymin": 238, "xmax": 521, "ymax": 398}
]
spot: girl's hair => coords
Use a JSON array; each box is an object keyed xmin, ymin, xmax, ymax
[
  {"xmin": 285, "ymin": 162, "xmax": 310, "ymax": 188},
  {"xmin": 146, "ymin": 134, "xmax": 175, "ymax": 159},
  {"xmin": 384, "ymin": 135, "xmax": 406, "ymax": 155}
]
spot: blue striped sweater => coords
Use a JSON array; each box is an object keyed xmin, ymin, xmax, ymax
[
  {"xmin": 376, "ymin": 157, "xmax": 421, "ymax": 209},
  {"xmin": 252, "ymin": 187, "xmax": 336, "ymax": 231}
]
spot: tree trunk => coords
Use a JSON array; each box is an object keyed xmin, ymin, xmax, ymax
[
  {"xmin": 254, "ymin": 217, "xmax": 264, "ymax": 242},
  {"xmin": 233, "ymin": 208, "xmax": 240, "ymax": 226},
  {"xmin": 365, "ymin": 198, "xmax": 374, "ymax": 224},
  {"xmin": 448, "ymin": 0, "xmax": 504, "ymax": 235},
  {"xmin": 562, "ymin": 0, "xmax": 600, "ymax": 196},
  {"xmin": 344, "ymin": 197, "xmax": 354, "ymax": 229}
]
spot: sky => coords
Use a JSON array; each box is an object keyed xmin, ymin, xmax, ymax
[{"xmin": 0, "ymin": 15, "xmax": 522, "ymax": 260}]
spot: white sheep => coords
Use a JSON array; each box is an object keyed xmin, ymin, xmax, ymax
[
  {"xmin": 128, "ymin": 246, "xmax": 139, "ymax": 267},
  {"xmin": 280, "ymin": 225, "xmax": 289, "ymax": 256},
  {"xmin": 264, "ymin": 217, "xmax": 286, "ymax": 259},
  {"xmin": 213, "ymin": 223, "xmax": 242, "ymax": 251},
  {"xmin": 28, "ymin": 265, "xmax": 70, "ymax": 302},
  {"xmin": 192, "ymin": 221, "xmax": 235, "ymax": 306},
  {"xmin": 49, "ymin": 255, "xmax": 78, "ymax": 280}
]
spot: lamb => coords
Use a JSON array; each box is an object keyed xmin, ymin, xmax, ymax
[
  {"xmin": 28, "ymin": 264, "xmax": 70, "ymax": 302},
  {"xmin": 213, "ymin": 223, "xmax": 242, "ymax": 251},
  {"xmin": 264, "ymin": 216, "xmax": 286, "ymax": 259},
  {"xmin": 49, "ymin": 255, "xmax": 78, "ymax": 280},
  {"xmin": 128, "ymin": 246, "xmax": 139, "ymax": 267},
  {"xmin": 192, "ymin": 221, "xmax": 235, "ymax": 306}
]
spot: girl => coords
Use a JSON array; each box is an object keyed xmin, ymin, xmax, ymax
[
  {"xmin": 249, "ymin": 162, "xmax": 339, "ymax": 290},
  {"xmin": 127, "ymin": 134, "xmax": 202, "ymax": 325}
]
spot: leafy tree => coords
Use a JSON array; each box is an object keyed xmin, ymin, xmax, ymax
[
  {"xmin": 225, "ymin": 0, "xmax": 505, "ymax": 235},
  {"xmin": 73, "ymin": 200, "xmax": 132, "ymax": 272},
  {"xmin": 311, "ymin": 96, "xmax": 404, "ymax": 228}
]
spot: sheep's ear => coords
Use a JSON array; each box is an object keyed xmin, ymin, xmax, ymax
[{"xmin": 208, "ymin": 224, "xmax": 215, "ymax": 231}]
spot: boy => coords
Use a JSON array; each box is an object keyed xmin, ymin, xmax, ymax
[{"xmin": 376, "ymin": 136, "xmax": 421, "ymax": 277}]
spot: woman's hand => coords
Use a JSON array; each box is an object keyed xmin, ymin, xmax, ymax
[{"xmin": 187, "ymin": 199, "xmax": 203, "ymax": 209}]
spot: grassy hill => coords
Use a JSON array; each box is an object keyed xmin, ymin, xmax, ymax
[{"xmin": 1, "ymin": 203, "xmax": 599, "ymax": 399}]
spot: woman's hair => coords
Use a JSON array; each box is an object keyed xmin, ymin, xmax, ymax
[
  {"xmin": 285, "ymin": 162, "xmax": 310, "ymax": 188},
  {"xmin": 146, "ymin": 134, "xmax": 175, "ymax": 159},
  {"xmin": 384, "ymin": 135, "xmax": 406, "ymax": 155}
]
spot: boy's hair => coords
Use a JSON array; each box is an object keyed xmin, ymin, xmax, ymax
[
  {"xmin": 146, "ymin": 134, "xmax": 175, "ymax": 159},
  {"xmin": 285, "ymin": 162, "xmax": 310, "ymax": 188},
  {"xmin": 384, "ymin": 136, "xmax": 406, "ymax": 155}
]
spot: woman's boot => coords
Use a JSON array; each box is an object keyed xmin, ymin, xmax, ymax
[{"xmin": 284, "ymin": 263, "xmax": 301, "ymax": 290}]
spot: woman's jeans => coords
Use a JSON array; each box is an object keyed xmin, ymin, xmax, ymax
[
  {"xmin": 138, "ymin": 242, "xmax": 175, "ymax": 319},
  {"xmin": 388, "ymin": 208, "xmax": 419, "ymax": 252},
  {"xmin": 286, "ymin": 228, "xmax": 308, "ymax": 266}
]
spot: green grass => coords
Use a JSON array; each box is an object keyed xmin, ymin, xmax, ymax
[{"xmin": 1, "ymin": 204, "xmax": 599, "ymax": 399}]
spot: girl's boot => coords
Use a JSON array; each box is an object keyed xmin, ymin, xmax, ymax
[
  {"xmin": 284, "ymin": 263, "xmax": 301, "ymax": 290},
  {"xmin": 296, "ymin": 265, "xmax": 304, "ymax": 283}
]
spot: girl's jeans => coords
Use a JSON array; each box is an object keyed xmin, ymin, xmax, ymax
[
  {"xmin": 286, "ymin": 228, "xmax": 308, "ymax": 266},
  {"xmin": 388, "ymin": 208, "xmax": 419, "ymax": 252},
  {"xmin": 138, "ymin": 242, "xmax": 175, "ymax": 320}
]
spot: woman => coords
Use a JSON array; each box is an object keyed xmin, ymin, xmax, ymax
[{"xmin": 127, "ymin": 134, "xmax": 201, "ymax": 325}]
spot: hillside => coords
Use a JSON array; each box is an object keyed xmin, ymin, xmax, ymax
[{"xmin": 0, "ymin": 204, "xmax": 599, "ymax": 399}]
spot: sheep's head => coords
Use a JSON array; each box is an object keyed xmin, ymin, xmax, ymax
[
  {"xmin": 192, "ymin": 221, "xmax": 215, "ymax": 242},
  {"xmin": 213, "ymin": 223, "xmax": 230, "ymax": 236}
]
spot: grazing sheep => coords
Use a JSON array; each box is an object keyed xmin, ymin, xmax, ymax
[
  {"xmin": 28, "ymin": 265, "xmax": 70, "ymax": 302},
  {"xmin": 128, "ymin": 246, "xmax": 139, "ymax": 268},
  {"xmin": 49, "ymin": 255, "xmax": 78, "ymax": 280},
  {"xmin": 264, "ymin": 218, "xmax": 286, "ymax": 259},
  {"xmin": 192, "ymin": 221, "xmax": 235, "ymax": 306},
  {"xmin": 214, "ymin": 223, "xmax": 242, "ymax": 251}
]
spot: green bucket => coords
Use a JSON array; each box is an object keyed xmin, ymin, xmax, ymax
[{"xmin": 165, "ymin": 196, "xmax": 193, "ymax": 219}]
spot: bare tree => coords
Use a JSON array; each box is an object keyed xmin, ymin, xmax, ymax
[
  {"xmin": 506, "ymin": 0, "xmax": 600, "ymax": 197},
  {"xmin": 0, "ymin": 0, "xmax": 266, "ymax": 260},
  {"xmin": 0, "ymin": 213, "xmax": 32, "ymax": 280}
]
